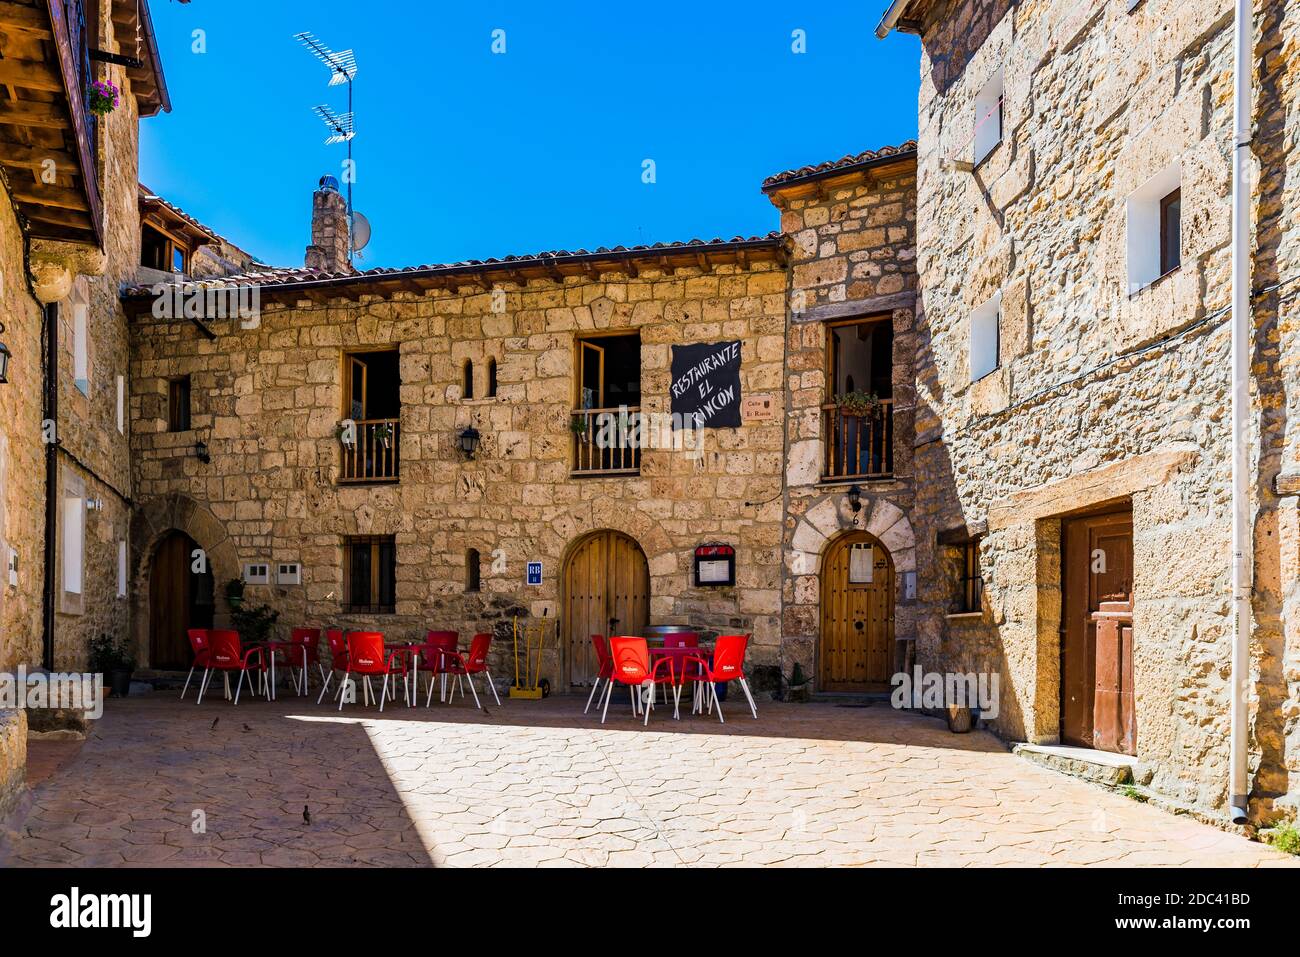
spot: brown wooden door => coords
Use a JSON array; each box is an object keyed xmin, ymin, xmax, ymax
[
  {"xmin": 1061, "ymin": 509, "xmax": 1134, "ymax": 752},
  {"xmin": 149, "ymin": 531, "xmax": 215, "ymax": 670},
  {"xmin": 820, "ymin": 533, "xmax": 894, "ymax": 691},
  {"xmin": 564, "ymin": 530, "xmax": 649, "ymax": 685}
]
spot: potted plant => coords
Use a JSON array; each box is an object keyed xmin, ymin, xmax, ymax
[
  {"xmin": 374, "ymin": 421, "xmax": 394, "ymax": 450},
  {"xmin": 89, "ymin": 633, "xmax": 134, "ymax": 698},
  {"xmin": 787, "ymin": 662, "xmax": 812, "ymax": 703},
  {"xmin": 87, "ymin": 79, "xmax": 119, "ymax": 116},
  {"xmin": 834, "ymin": 389, "xmax": 883, "ymax": 420},
  {"xmin": 231, "ymin": 603, "xmax": 280, "ymax": 647},
  {"xmin": 225, "ymin": 577, "xmax": 246, "ymax": 609},
  {"xmin": 569, "ymin": 414, "xmax": 588, "ymax": 436}
]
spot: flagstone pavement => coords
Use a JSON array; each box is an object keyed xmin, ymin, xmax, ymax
[{"xmin": 1, "ymin": 693, "xmax": 1294, "ymax": 868}]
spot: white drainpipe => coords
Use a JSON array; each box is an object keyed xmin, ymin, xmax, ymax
[{"xmin": 1228, "ymin": 0, "xmax": 1253, "ymax": 826}]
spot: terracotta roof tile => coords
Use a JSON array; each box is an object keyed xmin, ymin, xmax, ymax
[
  {"xmin": 121, "ymin": 233, "xmax": 786, "ymax": 297},
  {"xmin": 761, "ymin": 140, "xmax": 918, "ymax": 191}
]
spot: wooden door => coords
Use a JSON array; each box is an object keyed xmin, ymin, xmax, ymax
[
  {"xmin": 149, "ymin": 531, "xmax": 215, "ymax": 670},
  {"xmin": 819, "ymin": 533, "xmax": 895, "ymax": 691},
  {"xmin": 1061, "ymin": 509, "xmax": 1134, "ymax": 752},
  {"xmin": 564, "ymin": 530, "xmax": 649, "ymax": 685}
]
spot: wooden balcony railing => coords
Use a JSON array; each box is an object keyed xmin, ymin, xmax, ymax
[
  {"xmin": 822, "ymin": 400, "xmax": 893, "ymax": 480},
  {"xmin": 572, "ymin": 407, "xmax": 641, "ymax": 476},
  {"xmin": 340, "ymin": 419, "xmax": 400, "ymax": 483}
]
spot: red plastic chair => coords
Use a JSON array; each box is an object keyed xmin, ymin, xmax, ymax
[
  {"xmin": 338, "ymin": 632, "xmax": 407, "ymax": 712},
  {"xmin": 684, "ymin": 634, "xmax": 757, "ymax": 723},
  {"xmin": 437, "ymin": 633, "xmax": 501, "ymax": 710},
  {"xmin": 600, "ymin": 636, "xmax": 675, "ymax": 726},
  {"xmin": 584, "ymin": 634, "xmax": 613, "ymax": 715},
  {"xmin": 420, "ymin": 631, "xmax": 459, "ymax": 704},
  {"xmin": 181, "ymin": 628, "xmax": 211, "ymax": 700},
  {"xmin": 280, "ymin": 628, "xmax": 321, "ymax": 696},
  {"xmin": 316, "ymin": 629, "xmax": 348, "ymax": 704},
  {"xmin": 196, "ymin": 630, "xmax": 267, "ymax": 706}
]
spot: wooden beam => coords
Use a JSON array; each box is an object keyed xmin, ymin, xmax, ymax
[
  {"xmin": 0, "ymin": 60, "xmax": 64, "ymax": 93},
  {"xmin": 11, "ymin": 182, "xmax": 88, "ymax": 211},
  {"xmin": 0, "ymin": 2, "xmax": 53, "ymax": 38},
  {"xmin": 0, "ymin": 101, "xmax": 69, "ymax": 130},
  {"xmin": 23, "ymin": 204, "xmax": 92, "ymax": 230},
  {"xmin": 0, "ymin": 140, "xmax": 77, "ymax": 171}
]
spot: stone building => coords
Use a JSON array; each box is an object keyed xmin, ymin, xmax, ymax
[
  {"xmin": 763, "ymin": 144, "xmax": 922, "ymax": 692},
  {"xmin": 123, "ymin": 180, "xmax": 792, "ymax": 690},
  {"xmin": 878, "ymin": 0, "xmax": 1300, "ymax": 820},
  {"xmin": 0, "ymin": 1, "xmax": 170, "ymax": 678}
]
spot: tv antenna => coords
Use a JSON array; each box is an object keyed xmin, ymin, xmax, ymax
[{"xmin": 294, "ymin": 30, "xmax": 358, "ymax": 261}]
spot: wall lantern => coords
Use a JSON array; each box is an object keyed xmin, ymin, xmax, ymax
[
  {"xmin": 0, "ymin": 323, "xmax": 10, "ymax": 384},
  {"xmin": 457, "ymin": 426, "xmax": 481, "ymax": 460},
  {"xmin": 846, "ymin": 484, "xmax": 863, "ymax": 515},
  {"xmin": 194, "ymin": 439, "xmax": 210, "ymax": 464}
]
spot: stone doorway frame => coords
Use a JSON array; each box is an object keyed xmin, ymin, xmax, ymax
[{"xmin": 130, "ymin": 493, "xmax": 238, "ymax": 671}]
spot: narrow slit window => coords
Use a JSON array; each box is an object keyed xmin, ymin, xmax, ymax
[
  {"xmin": 486, "ymin": 358, "xmax": 497, "ymax": 398},
  {"xmin": 463, "ymin": 360, "xmax": 474, "ymax": 399},
  {"xmin": 168, "ymin": 376, "xmax": 191, "ymax": 432},
  {"xmin": 466, "ymin": 548, "xmax": 481, "ymax": 592}
]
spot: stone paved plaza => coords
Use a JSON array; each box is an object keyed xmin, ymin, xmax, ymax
[{"xmin": 0, "ymin": 694, "xmax": 1294, "ymax": 868}]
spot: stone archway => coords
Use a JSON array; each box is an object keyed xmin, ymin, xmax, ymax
[
  {"xmin": 786, "ymin": 493, "xmax": 916, "ymax": 687},
  {"xmin": 130, "ymin": 493, "xmax": 239, "ymax": 671}
]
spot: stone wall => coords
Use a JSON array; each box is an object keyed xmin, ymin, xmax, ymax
[
  {"xmin": 0, "ymin": 709, "xmax": 26, "ymax": 820},
  {"xmin": 907, "ymin": 0, "xmax": 1299, "ymax": 818},
  {"xmin": 128, "ymin": 252, "xmax": 790, "ymax": 685},
  {"xmin": 767, "ymin": 158, "xmax": 921, "ymax": 688}
]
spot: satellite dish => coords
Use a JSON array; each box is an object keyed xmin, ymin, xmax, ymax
[{"xmin": 351, "ymin": 211, "xmax": 371, "ymax": 254}]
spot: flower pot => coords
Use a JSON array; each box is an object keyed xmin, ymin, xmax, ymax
[
  {"xmin": 228, "ymin": 596, "xmax": 243, "ymax": 609},
  {"xmin": 109, "ymin": 669, "xmax": 134, "ymax": 698}
]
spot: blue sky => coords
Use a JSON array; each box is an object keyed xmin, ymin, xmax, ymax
[{"xmin": 140, "ymin": 1, "xmax": 920, "ymax": 270}]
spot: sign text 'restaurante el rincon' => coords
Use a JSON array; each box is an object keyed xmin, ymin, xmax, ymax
[{"xmin": 669, "ymin": 341, "xmax": 742, "ymax": 429}]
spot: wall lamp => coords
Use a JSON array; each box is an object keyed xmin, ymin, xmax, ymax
[
  {"xmin": 0, "ymin": 323, "xmax": 10, "ymax": 384},
  {"xmin": 194, "ymin": 439, "xmax": 210, "ymax": 464},
  {"xmin": 846, "ymin": 484, "xmax": 863, "ymax": 515},
  {"xmin": 457, "ymin": 426, "xmax": 481, "ymax": 460}
]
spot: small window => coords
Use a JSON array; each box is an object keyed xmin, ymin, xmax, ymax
[
  {"xmin": 62, "ymin": 496, "xmax": 84, "ymax": 595},
  {"xmin": 242, "ymin": 562, "xmax": 270, "ymax": 585},
  {"xmin": 957, "ymin": 539, "xmax": 984, "ymax": 614},
  {"xmin": 168, "ymin": 376, "xmax": 191, "ymax": 432},
  {"xmin": 117, "ymin": 540, "xmax": 127, "ymax": 597},
  {"xmin": 1125, "ymin": 163, "xmax": 1181, "ymax": 290},
  {"xmin": 969, "ymin": 294, "xmax": 1001, "ymax": 383},
  {"xmin": 463, "ymin": 360, "xmax": 474, "ymax": 399},
  {"xmin": 1159, "ymin": 188, "xmax": 1181, "ymax": 277},
  {"xmin": 343, "ymin": 535, "xmax": 396, "ymax": 614},
  {"xmin": 73, "ymin": 303, "xmax": 89, "ymax": 396},
  {"xmin": 116, "ymin": 375, "xmax": 125, "ymax": 434},
  {"xmin": 974, "ymin": 69, "xmax": 1004, "ymax": 164},
  {"xmin": 466, "ymin": 548, "xmax": 481, "ymax": 592},
  {"xmin": 276, "ymin": 562, "xmax": 301, "ymax": 585},
  {"xmin": 486, "ymin": 358, "xmax": 497, "ymax": 398}
]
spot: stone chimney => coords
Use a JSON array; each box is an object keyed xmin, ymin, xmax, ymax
[{"xmin": 304, "ymin": 175, "xmax": 354, "ymax": 274}]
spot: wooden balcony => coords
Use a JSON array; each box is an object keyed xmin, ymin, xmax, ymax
[
  {"xmin": 340, "ymin": 418, "xmax": 400, "ymax": 483},
  {"xmin": 571, "ymin": 406, "xmax": 641, "ymax": 476},
  {"xmin": 822, "ymin": 400, "xmax": 893, "ymax": 481}
]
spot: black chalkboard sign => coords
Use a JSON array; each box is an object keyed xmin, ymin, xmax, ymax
[{"xmin": 669, "ymin": 341, "xmax": 742, "ymax": 429}]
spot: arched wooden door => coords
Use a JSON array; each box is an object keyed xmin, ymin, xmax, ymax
[
  {"xmin": 563, "ymin": 530, "xmax": 650, "ymax": 686},
  {"xmin": 149, "ymin": 531, "xmax": 215, "ymax": 670},
  {"xmin": 820, "ymin": 532, "xmax": 895, "ymax": 691}
]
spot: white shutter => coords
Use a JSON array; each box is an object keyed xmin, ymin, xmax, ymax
[
  {"xmin": 116, "ymin": 375, "xmax": 125, "ymax": 433},
  {"xmin": 63, "ymin": 496, "xmax": 84, "ymax": 594},
  {"xmin": 73, "ymin": 304, "xmax": 89, "ymax": 395},
  {"xmin": 118, "ymin": 540, "xmax": 127, "ymax": 597}
]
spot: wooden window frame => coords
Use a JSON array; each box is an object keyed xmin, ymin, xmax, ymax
[
  {"xmin": 1159, "ymin": 187, "xmax": 1181, "ymax": 277},
  {"xmin": 956, "ymin": 537, "xmax": 984, "ymax": 614},
  {"xmin": 167, "ymin": 376, "xmax": 191, "ymax": 432},
  {"xmin": 824, "ymin": 315, "xmax": 892, "ymax": 402},
  {"xmin": 342, "ymin": 535, "xmax": 396, "ymax": 614},
  {"xmin": 141, "ymin": 222, "xmax": 192, "ymax": 275}
]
